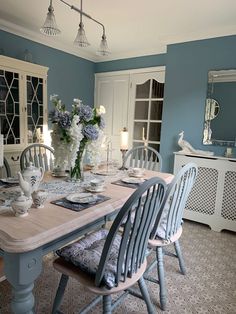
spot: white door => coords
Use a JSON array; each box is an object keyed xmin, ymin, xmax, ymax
[
  {"xmin": 128, "ymin": 69, "xmax": 165, "ymax": 152},
  {"xmin": 95, "ymin": 74, "xmax": 130, "ymax": 163}
]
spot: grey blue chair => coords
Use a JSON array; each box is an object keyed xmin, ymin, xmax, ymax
[
  {"xmin": 51, "ymin": 177, "xmax": 167, "ymax": 314},
  {"xmin": 145, "ymin": 162, "xmax": 198, "ymax": 310},
  {"xmin": 20, "ymin": 143, "xmax": 54, "ymax": 171},
  {"xmin": 124, "ymin": 145, "xmax": 162, "ymax": 171}
]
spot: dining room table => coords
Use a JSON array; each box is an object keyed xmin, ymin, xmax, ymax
[{"xmin": 0, "ymin": 168, "xmax": 174, "ymax": 314}]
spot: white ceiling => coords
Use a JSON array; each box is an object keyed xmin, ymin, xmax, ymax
[{"xmin": 0, "ymin": 0, "xmax": 236, "ymax": 62}]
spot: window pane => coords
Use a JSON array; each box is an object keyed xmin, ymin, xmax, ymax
[
  {"xmin": 136, "ymin": 80, "xmax": 150, "ymax": 99},
  {"xmin": 134, "ymin": 101, "xmax": 149, "ymax": 120},
  {"xmin": 150, "ymin": 101, "xmax": 163, "ymax": 120},
  {"xmin": 149, "ymin": 142, "xmax": 160, "ymax": 153},
  {"xmin": 149, "ymin": 122, "xmax": 162, "ymax": 141},
  {"xmin": 133, "ymin": 122, "xmax": 148, "ymax": 141},
  {"xmin": 152, "ymin": 80, "xmax": 164, "ymax": 98}
]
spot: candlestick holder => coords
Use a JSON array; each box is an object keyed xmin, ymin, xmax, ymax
[{"xmin": 119, "ymin": 149, "xmax": 128, "ymax": 170}]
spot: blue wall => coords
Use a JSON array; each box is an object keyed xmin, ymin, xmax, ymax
[
  {"xmin": 0, "ymin": 30, "xmax": 95, "ymax": 111},
  {"xmin": 95, "ymin": 53, "xmax": 166, "ymax": 72},
  {"xmin": 1, "ymin": 29, "xmax": 236, "ymax": 172},
  {"xmin": 95, "ymin": 35, "xmax": 236, "ymax": 172},
  {"xmin": 162, "ymin": 36, "xmax": 236, "ymax": 171}
]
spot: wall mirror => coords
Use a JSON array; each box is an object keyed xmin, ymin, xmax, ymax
[{"xmin": 203, "ymin": 69, "xmax": 236, "ymax": 146}]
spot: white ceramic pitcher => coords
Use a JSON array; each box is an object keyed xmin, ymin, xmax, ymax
[{"xmin": 21, "ymin": 162, "xmax": 44, "ymax": 194}]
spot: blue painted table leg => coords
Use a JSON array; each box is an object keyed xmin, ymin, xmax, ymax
[{"xmin": 4, "ymin": 248, "xmax": 43, "ymax": 314}]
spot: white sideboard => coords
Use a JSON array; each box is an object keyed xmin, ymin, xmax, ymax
[{"xmin": 174, "ymin": 152, "xmax": 236, "ymax": 232}]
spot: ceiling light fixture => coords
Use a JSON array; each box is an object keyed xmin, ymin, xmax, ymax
[{"xmin": 40, "ymin": 0, "xmax": 110, "ymax": 56}]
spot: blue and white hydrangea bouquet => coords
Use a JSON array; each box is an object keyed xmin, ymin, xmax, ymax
[{"xmin": 49, "ymin": 94, "xmax": 105, "ymax": 180}]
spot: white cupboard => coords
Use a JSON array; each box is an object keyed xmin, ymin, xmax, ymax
[
  {"xmin": 0, "ymin": 56, "xmax": 48, "ymax": 175},
  {"xmin": 95, "ymin": 74, "xmax": 129, "ymax": 163},
  {"xmin": 95, "ymin": 67, "xmax": 165, "ymax": 163}
]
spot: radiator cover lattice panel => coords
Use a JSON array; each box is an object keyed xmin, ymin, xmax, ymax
[
  {"xmin": 221, "ymin": 171, "xmax": 236, "ymax": 221},
  {"xmin": 185, "ymin": 166, "xmax": 218, "ymax": 215}
]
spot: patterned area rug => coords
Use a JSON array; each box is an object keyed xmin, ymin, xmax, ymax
[{"xmin": 0, "ymin": 220, "xmax": 236, "ymax": 313}]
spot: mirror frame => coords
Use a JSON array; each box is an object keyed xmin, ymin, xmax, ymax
[{"xmin": 203, "ymin": 69, "xmax": 236, "ymax": 147}]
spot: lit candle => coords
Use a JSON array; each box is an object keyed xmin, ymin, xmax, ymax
[{"xmin": 120, "ymin": 127, "xmax": 129, "ymax": 150}]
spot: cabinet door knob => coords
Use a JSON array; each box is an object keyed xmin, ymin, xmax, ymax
[{"xmin": 11, "ymin": 156, "xmax": 19, "ymax": 162}]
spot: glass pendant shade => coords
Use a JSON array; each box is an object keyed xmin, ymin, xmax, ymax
[
  {"xmin": 74, "ymin": 23, "xmax": 90, "ymax": 47},
  {"xmin": 40, "ymin": 0, "xmax": 110, "ymax": 55},
  {"xmin": 97, "ymin": 35, "xmax": 110, "ymax": 56},
  {"xmin": 40, "ymin": 5, "xmax": 61, "ymax": 36}
]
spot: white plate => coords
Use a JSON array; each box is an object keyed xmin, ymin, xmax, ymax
[
  {"xmin": 92, "ymin": 169, "xmax": 118, "ymax": 176},
  {"xmin": 1, "ymin": 177, "xmax": 19, "ymax": 184},
  {"xmin": 66, "ymin": 192, "xmax": 97, "ymax": 204},
  {"xmin": 85, "ymin": 185, "xmax": 105, "ymax": 193},
  {"xmin": 121, "ymin": 177, "xmax": 145, "ymax": 184},
  {"xmin": 128, "ymin": 172, "xmax": 144, "ymax": 178}
]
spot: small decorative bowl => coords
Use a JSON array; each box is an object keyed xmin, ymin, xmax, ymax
[
  {"xmin": 32, "ymin": 189, "xmax": 48, "ymax": 208},
  {"xmin": 11, "ymin": 193, "xmax": 32, "ymax": 217}
]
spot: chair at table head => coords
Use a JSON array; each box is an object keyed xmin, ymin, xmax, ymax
[
  {"xmin": 20, "ymin": 144, "xmax": 54, "ymax": 171},
  {"xmin": 150, "ymin": 162, "xmax": 198, "ymax": 242},
  {"xmin": 52, "ymin": 177, "xmax": 167, "ymax": 313},
  {"xmin": 124, "ymin": 145, "xmax": 162, "ymax": 171},
  {"xmin": 147, "ymin": 162, "xmax": 198, "ymax": 311}
]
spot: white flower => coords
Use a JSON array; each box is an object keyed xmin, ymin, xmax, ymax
[
  {"xmin": 67, "ymin": 115, "xmax": 84, "ymax": 168},
  {"xmin": 96, "ymin": 105, "xmax": 106, "ymax": 116},
  {"xmin": 86, "ymin": 129, "xmax": 105, "ymax": 166},
  {"xmin": 73, "ymin": 98, "xmax": 82, "ymax": 105}
]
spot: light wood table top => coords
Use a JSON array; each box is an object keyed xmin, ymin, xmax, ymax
[{"xmin": 0, "ymin": 170, "xmax": 173, "ymax": 253}]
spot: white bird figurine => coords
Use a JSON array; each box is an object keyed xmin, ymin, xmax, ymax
[{"xmin": 178, "ymin": 131, "xmax": 214, "ymax": 156}]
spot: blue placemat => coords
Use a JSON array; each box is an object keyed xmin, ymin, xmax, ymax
[
  {"xmin": 111, "ymin": 179, "xmax": 144, "ymax": 189},
  {"xmin": 51, "ymin": 194, "xmax": 111, "ymax": 212}
]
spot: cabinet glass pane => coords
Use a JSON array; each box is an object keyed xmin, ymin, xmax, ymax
[
  {"xmin": 152, "ymin": 80, "xmax": 164, "ymax": 98},
  {"xmin": 0, "ymin": 102, "xmax": 4, "ymax": 114},
  {"xmin": 0, "ymin": 89, "xmax": 6, "ymax": 101},
  {"xmin": 5, "ymin": 71, "xmax": 13, "ymax": 86},
  {"xmin": 27, "ymin": 81, "xmax": 34, "ymax": 102},
  {"xmin": 27, "ymin": 75, "xmax": 44, "ymax": 143},
  {"xmin": 0, "ymin": 70, "xmax": 20, "ymax": 145},
  {"xmin": 37, "ymin": 84, "xmax": 43, "ymax": 104},
  {"xmin": 136, "ymin": 80, "xmax": 150, "ymax": 99},
  {"xmin": 149, "ymin": 122, "xmax": 162, "ymax": 141},
  {"xmin": 133, "ymin": 122, "xmax": 148, "ymax": 140},
  {"xmin": 150, "ymin": 101, "xmax": 163, "ymax": 120},
  {"xmin": 134, "ymin": 101, "xmax": 149, "ymax": 119}
]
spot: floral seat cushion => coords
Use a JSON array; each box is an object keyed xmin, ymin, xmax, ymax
[{"xmin": 56, "ymin": 229, "xmax": 122, "ymax": 289}]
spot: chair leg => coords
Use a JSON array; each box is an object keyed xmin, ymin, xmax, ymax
[
  {"xmin": 156, "ymin": 247, "xmax": 167, "ymax": 310},
  {"xmin": 103, "ymin": 295, "xmax": 112, "ymax": 314},
  {"xmin": 138, "ymin": 276, "xmax": 155, "ymax": 314},
  {"xmin": 52, "ymin": 274, "xmax": 69, "ymax": 314},
  {"xmin": 174, "ymin": 240, "xmax": 186, "ymax": 275}
]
